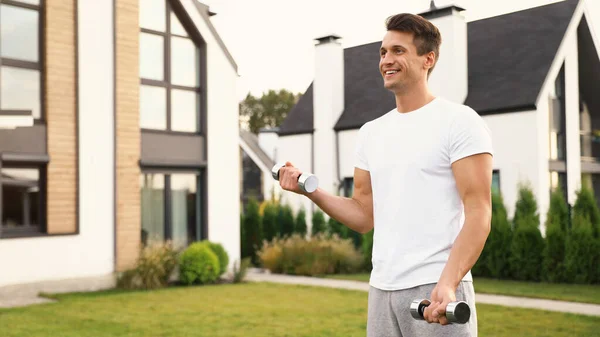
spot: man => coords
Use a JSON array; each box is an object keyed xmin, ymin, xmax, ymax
[{"xmin": 278, "ymin": 13, "xmax": 493, "ymax": 337}]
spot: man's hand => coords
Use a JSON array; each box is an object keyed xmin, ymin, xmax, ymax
[
  {"xmin": 423, "ymin": 283, "xmax": 457, "ymax": 325},
  {"xmin": 278, "ymin": 162, "xmax": 308, "ymax": 195}
]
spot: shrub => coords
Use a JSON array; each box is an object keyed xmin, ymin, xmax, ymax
[
  {"xmin": 542, "ymin": 187, "xmax": 568, "ymax": 283},
  {"xmin": 513, "ymin": 183, "xmax": 540, "ymax": 230},
  {"xmin": 232, "ymin": 257, "xmax": 251, "ymax": 283},
  {"xmin": 116, "ymin": 241, "xmax": 179, "ymax": 290},
  {"xmin": 564, "ymin": 213, "xmax": 597, "ymax": 284},
  {"xmin": 487, "ymin": 192, "xmax": 513, "ymax": 279},
  {"xmin": 311, "ymin": 209, "xmax": 327, "ymax": 236},
  {"xmin": 198, "ymin": 240, "xmax": 229, "ymax": 276},
  {"xmin": 295, "ymin": 207, "xmax": 308, "ymax": 237},
  {"xmin": 362, "ymin": 229, "xmax": 374, "ymax": 271},
  {"xmin": 262, "ymin": 201, "xmax": 279, "ymax": 242},
  {"xmin": 572, "ymin": 186, "xmax": 600, "ymax": 238},
  {"xmin": 279, "ymin": 204, "xmax": 296, "ymax": 237},
  {"xmin": 257, "ymin": 233, "xmax": 363, "ymax": 276},
  {"xmin": 509, "ymin": 214, "xmax": 545, "ymax": 281},
  {"xmin": 328, "ymin": 217, "xmax": 347, "ymax": 238},
  {"xmin": 242, "ymin": 197, "xmax": 262, "ymax": 265},
  {"xmin": 179, "ymin": 242, "xmax": 220, "ymax": 285}
]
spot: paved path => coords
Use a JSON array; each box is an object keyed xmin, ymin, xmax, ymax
[
  {"xmin": 245, "ymin": 272, "xmax": 600, "ymax": 317},
  {"xmin": 0, "ymin": 274, "xmax": 115, "ymax": 309}
]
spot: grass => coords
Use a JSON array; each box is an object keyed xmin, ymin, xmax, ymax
[
  {"xmin": 0, "ymin": 282, "xmax": 599, "ymax": 336},
  {"xmin": 323, "ymin": 273, "xmax": 600, "ymax": 305}
]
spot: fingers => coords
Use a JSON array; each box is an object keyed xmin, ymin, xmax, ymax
[
  {"xmin": 433, "ymin": 301, "xmax": 448, "ymax": 325},
  {"xmin": 278, "ymin": 165, "xmax": 301, "ymax": 193},
  {"xmin": 423, "ymin": 302, "xmax": 441, "ymax": 324}
]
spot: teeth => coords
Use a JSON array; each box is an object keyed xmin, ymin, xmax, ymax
[{"xmin": 386, "ymin": 71, "xmax": 398, "ymax": 75}]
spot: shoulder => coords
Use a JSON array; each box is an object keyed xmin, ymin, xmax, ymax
[{"xmin": 436, "ymin": 98, "xmax": 489, "ymax": 132}]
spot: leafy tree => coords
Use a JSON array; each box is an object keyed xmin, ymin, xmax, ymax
[
  {"xmin": 311, "ymin": 209, "xmax": 327, "ymax": 236},
  {"xmin": 572, "ymin": 186, "xmax": 600, "ymax": 237},
  {"xmin": 295, "ymin": 207, "xmax": 308, "ymax": 237},
  {"xmin": 542, "ymin": 187, "xmax": 569, "ymax": 283},
  {"xmin": 239, "ymin": 89, "xmax": 301, "ymax": 134},
  {"xmin": 512, "ymin": 183, "xmax": 539, "ymax": 229}
]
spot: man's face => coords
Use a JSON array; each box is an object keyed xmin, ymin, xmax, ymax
[{"xmin": 379, "ymin": 30, "xmax": 431, "ymax": 93}]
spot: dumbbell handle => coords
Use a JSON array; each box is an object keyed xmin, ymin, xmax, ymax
[
  {"xmin": 271, "ymin": 163, "xmax": 319, "ymax": 193},
  {"xmin": 410, "ymin": 299, "xmax": 471, "ymax": 324}
]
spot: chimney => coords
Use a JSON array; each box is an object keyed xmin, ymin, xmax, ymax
[
  {"xmin": 419, "ymin": 3, "xmax": 468, "ymax": 104},
  {"xmin": 313, "ymin": 34, "xmax": 344, "ymax": 196}
]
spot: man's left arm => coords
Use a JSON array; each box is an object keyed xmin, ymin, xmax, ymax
[{"xmin": 423, "ymin": 152, "xmax": 493, "ymax": 325}]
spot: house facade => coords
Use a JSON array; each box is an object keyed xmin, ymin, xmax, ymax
[
  {"xmin": 0, "ymin": 0, "xmax": 240, "ymax": 288},
  {"xmin": 255, "ymin": 0, "xmax": 600, "ymax": 235}
]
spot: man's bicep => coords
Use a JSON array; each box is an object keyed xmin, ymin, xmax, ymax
[
  {"xmin": 353, "ymin": 168, "xmax": 374, "ymax": 226},
  {"xmin": 452, "ymin": 153, "xmax": 493, "ymax": 210}
]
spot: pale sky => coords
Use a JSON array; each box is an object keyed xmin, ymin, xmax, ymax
[{"xmin": 201, "ymin": 0, "xmax": 600, "ymax": 101}]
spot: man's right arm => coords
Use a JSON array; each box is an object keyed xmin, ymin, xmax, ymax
[{"xmin": 278, "ymin": 163, "xmax": 373, "ymax": 234}]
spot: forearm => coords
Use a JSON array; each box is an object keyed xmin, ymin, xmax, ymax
[
  {"xmin": 438, "ymin": 206, "xmax": 491, "ymax": 288},
  {"xmin": 306, "ymin": 188, "xmax": 373, "ymax": 233}
]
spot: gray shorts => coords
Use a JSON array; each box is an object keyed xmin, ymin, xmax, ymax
[{"xmin": 367, "ymin": 281, "xmax": 477, "ymax": 337}]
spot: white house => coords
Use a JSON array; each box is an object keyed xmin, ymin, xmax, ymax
[
  {"xmin": 249, "ymin": 0, "xmax": 600, "ymax": 235},
  {"xmin": 0, "ymin": 0, "xmax": 240, "ymax": 291}
]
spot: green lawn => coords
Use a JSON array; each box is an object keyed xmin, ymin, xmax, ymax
[
  {"xmin": 0, "ymin": 282, "xmax": 599, "ymax": 337},
  {"xmin": 324, "ymin": 274, "xmax": 600, "ymax": 305}
]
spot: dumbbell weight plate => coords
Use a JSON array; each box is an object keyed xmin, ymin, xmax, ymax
[{"xmin": 409, "ymin": 299, "xmax": 470, "ymax": 324}]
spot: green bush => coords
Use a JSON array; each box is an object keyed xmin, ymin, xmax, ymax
[
  {"xmin": 487, "ymin": 192, "xmax": 513, "ymax": 279},
  {"xmin": 232, "ymin": 257, "xmax": 251, "ymax": 283},
  {"xmin": 542, "ymin": 187, "xmax": 569, "ymax": 283},
  {"xmin": 564, "ymin": 213, "xmax": 597, "ymax": 284},
  {"xmin": 179, "ymin": 242, "xmax": 220, "ymax": 285},
  {"xmin": 262, "ymin": 201, "xmax": 279, "ymax": 242},
  {"xmin": 279, "ymin": 204, "xmax": 295, "ymax": 237},
  {"xmin": 116, "ymin": 241, "xmax": 179, "ymax": 290},
  {"xmin": 199, "ymin": 240, "xmax": 229, "ymax": 276},
  {"xmin": 311, "ymin": 209, "xmax": 327, "ymax": 236},
  {"xmin": 242, "ymin": 197, "xmax": 262, "ymax": 265},
  {"xmin": 362, "ymin": 228, "xmax": 374, "ymax": 271},
  {"xmin": 572, "ymin": 186, "xmax": 600, "ymax": 238},
  {"xmin": 295, "ymin": 207, "xmax": 308, "ymax": 237},
  {"xmin": 328, "ymin": 217, "xmax": 347, "ymax": 238},
  {"xmin": 513, "ymin": 183, "xmax": 540, "ymax": 230},
  {"xmin": 257, "ymin": 233, "xmax": 363, "ymax": 276},
  {"xmin": 509, "ymin": 214, "xmax": 545, "ymax": 281}
]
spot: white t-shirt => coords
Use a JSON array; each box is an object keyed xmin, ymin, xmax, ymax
[{"xmin": 354, "ymin": 97, "xmax": 494, "ymax": 291}]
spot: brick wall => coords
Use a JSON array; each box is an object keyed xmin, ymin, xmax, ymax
[
  {"xmin": 115, "ymin": 0, "xmax": 141, "ymax": 271},
  {"xmin": 45, "ymin": 0, "xmax": 77, "ymax": 234}
]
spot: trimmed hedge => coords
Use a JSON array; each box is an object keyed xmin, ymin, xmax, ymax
[{"xmin": 179, "ymin": 242, "xmax": 220, "ymax": 285}]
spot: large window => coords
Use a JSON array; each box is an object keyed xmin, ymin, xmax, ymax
[
  {"xmin": 0, "ymin": 0, "xmax": 42, "ymax": 120},
  {"xmin": 140, "ymin": 171, "xmax": 201, "ymax": 248},
  {"xmin": 1, "ymin": 164, "xmax": 46, "ymax": 236},
  {"xmin": 549, "ymin": 64, "xmax": 566, "ymax": 161},
  {"xmin": 139, "ymin": 0, "xmax": 201, "ymax": 133},
  {"xmin": 0, "ymin": 0, "xmax": 46, "ymax": 239}
]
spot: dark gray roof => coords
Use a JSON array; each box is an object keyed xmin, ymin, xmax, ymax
[
  {"xmin": 278, "ymin": 0, "xmax": 579, "ymax": 136},
  {"xmin": 239, "ymin": 129, "xmax": 275, "ymax": 170}
]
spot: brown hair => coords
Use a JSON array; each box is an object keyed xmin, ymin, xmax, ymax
[{"xmin": 385, "ymin": 13, "xmax": 442, "ymax": 76}]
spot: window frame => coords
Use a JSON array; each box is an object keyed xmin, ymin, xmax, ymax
[
  {"xmin": 0, "ymin": 0, "xmax": 45, "ymax": 123},
  {"xmin": 140, "ymin": 167, "xmax": 207, "ymax": 247},
  {"xmin": 0, "ymin": 160, "xmax": 47, "ymax": 238},
  {"xmin": 139, "ymin": 0, "xmax": 204, "ymax": 135}
]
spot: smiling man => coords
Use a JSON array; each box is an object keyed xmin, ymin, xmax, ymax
[{"xmin": 276, "ymin": 13, "xmax": 493, "ymax": 337}]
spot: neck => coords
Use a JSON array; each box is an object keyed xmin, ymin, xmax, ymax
[{"xmin": 394, "ymin": 80, "xmax": 435, "ymax": 113}]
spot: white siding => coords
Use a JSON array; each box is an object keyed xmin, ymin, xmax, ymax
[
  {"xmin": 181, "ymin": 0, "xmax": 240, "ymax": 270},
  {"xmin": 483, "ymin": 111, "xmax": 540, "ymax": 224},
  {"xmin": 276, "ymin": 134, "xmax": 314, "ymax": 230},
  {"xmin": 338, "ymin": 129, "xmax": 359, "ymax": 180},
  {"xmin": 0, "ymin": 0, "xmax": 115, "ymax": 287}
]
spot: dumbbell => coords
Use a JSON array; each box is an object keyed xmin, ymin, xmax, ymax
[
  {"xmin": 410, "ymin": 299, "xmax": 471, "ymax": 324},
  {"xmin": 271, "ymin": 162, "xmax": 319, "ymax": 193}
]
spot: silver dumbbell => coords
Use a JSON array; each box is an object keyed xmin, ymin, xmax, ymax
[
  {"xmin": 410, "ymin": 299, "xmax": 471, "ymax": 324},
  {"xmin": 271, "ymin": 162, "xmax": 319, "ymax": 193}
]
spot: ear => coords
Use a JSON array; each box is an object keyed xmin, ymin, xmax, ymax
[{"xmin": 423, "ymin": 51, "xmax": 436, "ymax": 71}]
